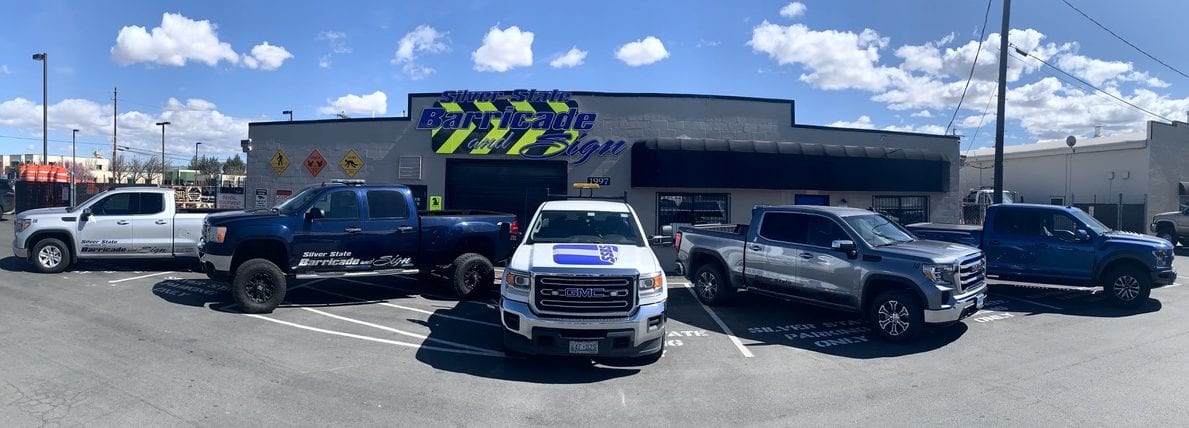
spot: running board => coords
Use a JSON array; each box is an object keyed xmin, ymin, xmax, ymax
[
  {"xmin": 745, "ymin": 287, "xmax": 859, "ymax": 312},
  {"xmin": 295, "ymin": 268, "xmax": 420, "ymax": 280}
]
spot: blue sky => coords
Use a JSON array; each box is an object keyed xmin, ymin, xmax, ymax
[{"xmin": 2, "ymin": 0, "xmax": 1188, "ymax": 161}]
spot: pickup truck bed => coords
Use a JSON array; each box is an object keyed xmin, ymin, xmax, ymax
[{"xmin": 906, "ymin": 223, "xmax": 983, "ymax": 248}]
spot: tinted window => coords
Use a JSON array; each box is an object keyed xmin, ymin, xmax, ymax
[
  {"xmin": 137, "ymin": 193, "xmax": 165, "ymax": 215},
  {"xmin": 805, "ymin": 216, "xmax": 850, "ymax": 248},
  {"xmin": 93, "ymin": 193, "xmax": 137, "ymax": 216},
  {"xmin": 526, "ymin": 210, "xmax": 643, "ymax": 245},
  {"xmin": 657, "ymin": 193, "xmax": 729, "ymax": 234},
  {"xmin": 367, "ymin": 190, "xmax": 409, "ymax": 219},
  {"xmin": 992, "ymin": 210, "xmax": 1040, "ymax": 236},
  {"xmin": 758, "ymin": 212, "xmax": 808, "ymax": 244},
  {"xmin": 312, "ymin": 190, "xmax": 360, "ymax": 220},
  {"xmin": 1041, "ymin": 213, "xmax": 1079, "ymax": 242}
]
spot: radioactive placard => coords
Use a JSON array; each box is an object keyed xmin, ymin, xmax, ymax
[
  {"xmin": 270, "ymin": 150, "xmax": 290, "ymax": 175},
  {"xmin": 304, "ymin": 149, "xmax": 327, "ymax": 177},
  {"xmin": 428, "ymin": 195, "xmax": 443, "ymax": 211},
  {"xmin": 339, "ymin": 149, "xmax": 364, "ymax": 177}
]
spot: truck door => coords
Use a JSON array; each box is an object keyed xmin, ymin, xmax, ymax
[
  {"xmin": 362, "ymin": 189, "xmax": 419, "ymax": 270},
  {"xmin": 129, "ymin": 192, "xmax": 172, "ymax": 256},
  {"xmin": 795, "ymin": 214, "xmax": 860, "ymax": 306},
  {"xmin": 748, "ymin": 211, "xmax": 806, "ymax": 292},
  {"xmin": 1032, "ymin": 212, "xmax": 1095, "ymax": 282},
  {"xmin": 292, "ymin": 189, "xmax": 372, "ymax": 273},
  {"xmin": 984, "ymin": 210, "xmax": 1043, "ymax": 277},
  {"xmin": 77, "ymin": 192, "xmax": 138, "ymax": 257}
]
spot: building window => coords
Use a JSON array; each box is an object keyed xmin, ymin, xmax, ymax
[
  {"xmin": 657, "ymin": 193, "xmax": 729, "ymax": 234},
  {"xmin": 871, "ymin": 196, "xmax": 929, "ymax": 224}
]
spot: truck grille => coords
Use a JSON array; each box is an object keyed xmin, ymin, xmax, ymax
[
  {"xmin": 533, "ymin": 275, "xmax": 636, "ymax": 316},
  {"xmin": 956, "ymin": 254, "xmax": 987, "ymax": 293}
]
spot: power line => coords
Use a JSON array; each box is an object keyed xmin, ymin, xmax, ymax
[
  {"xmin": 0, "ymin": 134, "xmax": 198, "ymax": 160},
  {"xmin": 1058, "ymin": 0, "xmax": 1189, "ymax": 80},
  {"xmin": 946, "ymin": 0, "xmax": 995, "ymax": 135},
  {"xmin": 1009, "ymin": 46, "xmax": 1174, "ymax": 122},
  {"xmin": 963, "ymin": 80, "xmax": 999, "ymax": 158}
]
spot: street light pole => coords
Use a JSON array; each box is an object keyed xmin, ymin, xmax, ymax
[
  {"xmin": 282, "ymin": 110, "xmax": 293, "ymax": 121},
  {"xmin": 155, "ymin": 121, "xmax": 170, "ymax": 187},
  {"xmin": 32, "ymin": 53, "xmax": 47, "ymax": 163},
  {"xmin": 71, "ymin": 129, "xmax": 78, "ymax": 208},
  {"xmin": 194, "ymin": 141, "xmax": 202, "ymax": 165}
]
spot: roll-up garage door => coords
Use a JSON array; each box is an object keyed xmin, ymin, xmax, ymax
[{"xmin": 445, "ymin": 159, "xmax": 568, "ymax": 225}]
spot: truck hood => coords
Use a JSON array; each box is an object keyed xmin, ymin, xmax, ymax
[
  {"xmin": 510, "ymin": 243, "xmax": 661, "ymax": 274},
  {"xmin": 1103, "ymin": 231, "xmax": 1174, "ymax": 249},
  {"xmin": 1152, "ymin": 211, "xmax": 1182, "ymax": 221},
  {"xmin": 205, "ymin": 209, "xmax": 282, "ymax": 225},
  {"xmin": 18, "ymin": 207, "xmax": 70, "ymax": 218},
  {"xmin": 871, "ymin": 239, "xmax": 980, "ymax": 263}
]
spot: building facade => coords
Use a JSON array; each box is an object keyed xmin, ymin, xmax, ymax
[
  {"xmin": 246, "ymin": 91, "xmax": 964, "ymax": 235},
  {"xmin": 959, "ymin": 120, "xmax": 1189, "ymax": 232}
]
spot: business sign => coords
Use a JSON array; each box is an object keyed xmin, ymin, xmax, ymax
[
  {"xmin": 270, "ymin": 150, "xmax": 290, "ymax": 175},
  {"xmin": 416, "ymin": 90, "xmax": 627, "ymax": 164},
  {"xmin": 254, "ymin": 188, "xmax": 268, "ymax": 208},
  {"xmin": 339, "ymin": 149, "xmax": 364, "ymax": 177},
  {"xmin": 304, "ymin": 150, "xmax": 327, "ymax": 177},
  {"xmin": 587, "ymin": 176, "xmax": 611, "ymax": 186},
  {"xmin": 216, "ymin": 187, "xmax": 245, "ymax": 209}
]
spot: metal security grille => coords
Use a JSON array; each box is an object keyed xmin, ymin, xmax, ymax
[
  {"xmin": 871, "ymin": 196, "xmax": 929, "ymax": 224},
  {"xmin": 657, "ymin": 193, "xmax": 729, "ymax": 234}
]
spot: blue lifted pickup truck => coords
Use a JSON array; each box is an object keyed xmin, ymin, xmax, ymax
[
  {"xmin": 199, "ymin": 180, "xmax": 519, "ymax": 313},
  {"xmin": 908, "ymin": 203, "xmax": 1176, "ymax": 308}
]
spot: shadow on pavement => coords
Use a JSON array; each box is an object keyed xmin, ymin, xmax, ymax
[
  {"xmin": 983, "ymin": 283, "xmax": 1162, "ymax": 318},
  {"xmin": 0, "ymin": 256, "xmax": 31, "ymax": 273}
]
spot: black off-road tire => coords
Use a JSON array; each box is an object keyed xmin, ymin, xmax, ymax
[
  {"xmin": 1103, "ymin": 266, "xmax": 1151, "ymax": 308},
  {"xmin": 31, "ymin": 238, "xmax": 70, "ymax": 274},
  {"xmin": 448, "ymin": 253, "xmax": 494, "ymax": 299},
  {"xmin": 232, "ymin": 259, "xmax": 287, "ymax": 314},
  {"xmin": 868, "ymin": 290, "xmax": 923, "ymax": 343},
  {"xmin": 692, "ymin": 263, "xmax": 735, "ymax": 306}
]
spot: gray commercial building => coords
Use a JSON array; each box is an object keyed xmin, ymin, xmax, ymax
[{"xmin": 246, "ymin": 90, "xmax": 963, "ymax": 235}]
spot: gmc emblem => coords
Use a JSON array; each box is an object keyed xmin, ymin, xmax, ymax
[{"xmin": 540, "ymin": 288, "xmax": 630, "ymax": 298}]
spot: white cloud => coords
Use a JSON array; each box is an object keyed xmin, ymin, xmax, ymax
[
  {"xmin": 319, "ymin": 56, "xmax": 331, "ymax": 69},
  {"xmin": 828, "ymin": 115, "xmax": 945, "ymax": 135},
  {"xmin": 779, "ymin": 2, "xmax": 807, "ymax": 18},
  {"xmin": 110, "ymin": 12, "xmax": 292, "ymax": 71},
  {"xmin": 317, "ymin": 91, "xmax": 387, "ymax": 116},
  {"xmin": 696, "ymin": 39, "xmax": 722, "ymax": 48},
  {"xmin": 318, "ymin": 31, "xmax": 351, "ymax": 54},
  {"xmin": 549, "ymin": 47, "xmax": 587, "ymax": 68},
  {"xmin": 0, "ymin": 65, "xmax": 10, "ymax": 74},
  {"xmin": 615, "ymin": 36, "xmax": 670, "ymax": 67},
  {"xmin": 749, "ymin": 21, "xmax": 900, "ymax": 91},
  {"xmin": 828, "ymin": 116, "xmax": 875, "ymax": 129},
  {"xmin": 472, "ymin": 25, "xmax": 535, "ymax": 72},
  {"xmin": 911, "ymin": 110, "xmax": 933, "ymax": 118},
  {"xmin": 241, "ymin": 42, "xmax": 293, "ymax": 71},
  {"xmin": 392, "ymin": 25, "xmax": 448, "ymax": 78}
]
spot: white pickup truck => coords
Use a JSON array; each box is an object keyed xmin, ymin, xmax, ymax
[{"xmin": 12, "ymin": 187, "xmax": 220, "ymax": 273}]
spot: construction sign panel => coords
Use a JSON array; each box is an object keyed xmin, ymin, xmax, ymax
[
  {"xmin": 339, "ymin": 149, "xmax": 364, "ymax": 177},
  {"xmin": 270, "ymin": 150, "xmax": 290, "ymax": 175},
  {"xmin": 304, "ymin": 149, "xmax": 327, "ymax": 177},
  {"xmin": 428, "ymin": 195, "xmax": 443, "ymax": 211}
]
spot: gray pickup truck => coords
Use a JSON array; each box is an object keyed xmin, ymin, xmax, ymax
[
  {"xmin": 676, "ymin": 205, "xmax": 986, "ymax": 342},
  {"xmin": 1151, "ymin": 207, "xmax": 1189, "ymax": 246},
  {"xmin": 13, "ymin": 187, "xmax": 219, "ymax": 273}
]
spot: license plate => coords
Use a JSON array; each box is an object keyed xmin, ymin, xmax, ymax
[
  {"xmin": 569, "ymin": 340, "xmax": 598, "ymax": 354},
  {"xmin": 975, "ymin": 293, "xmax": 986, "ymax": 309}
]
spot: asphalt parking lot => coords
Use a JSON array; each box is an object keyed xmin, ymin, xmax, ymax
[{"xmin": 2, "ymin": 218, "xmax": 1189, "ymax": 426}]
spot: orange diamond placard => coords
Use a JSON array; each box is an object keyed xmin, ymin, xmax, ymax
[{"xmin": 304, "ymin": 149, "xmax": 328, "ymax": 177}]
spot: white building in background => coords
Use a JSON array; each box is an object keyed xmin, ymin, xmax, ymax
[{"xmin": 960, "ymin": 120, "xmax": 1189, "ymax": 232}]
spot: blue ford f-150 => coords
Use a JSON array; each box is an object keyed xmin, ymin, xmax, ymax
[
  {"xmin": 199, "ymin": 181, "xmax": 519, "ymax": 313},
  {"xmin": 908, "ymin": 204, "xmax": 1176, "ymax": 308}
]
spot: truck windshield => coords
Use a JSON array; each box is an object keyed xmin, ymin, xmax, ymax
[
  {"xmin": 1069, "ymin": 209, "xmax": 1110, "ymax": 234},
  {"xmin": 843, "ymin": 214, "xmax": 916, "ymax": 247},
  {"xmin": 526, "ymin": 210, "xmax": 644, "ymax": 246},
  {"xmin": 275, "ymin": 187, "xmax": 321, "ymax": 215}
]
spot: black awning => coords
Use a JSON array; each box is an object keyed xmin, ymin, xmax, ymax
[
  {"xmin": 1180, "ymin": 182, "xmax": 1189, "ymax": 195},
  {"xmin": 631, "ymin": 138, "xmax": 949, "ymax": 192}
]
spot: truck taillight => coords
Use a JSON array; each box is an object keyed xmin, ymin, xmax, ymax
[
  {"xmin": 510, "ymin": 220, "xmax": 519, "ymax": 240},
  {"xmin": 674, "ymin": 231, "xmax": 682, "ymax": 249}
]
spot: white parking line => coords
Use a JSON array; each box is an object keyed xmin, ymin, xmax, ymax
[
  {"xmin": 300, "ymin": 307, "xmax": 501, "ymax": 354},
  {"xmin": 303, "ymin": 284, "xmax": 502, "ymax": 328},
  {"xmin": 683, "ymin": 287, "xmax": 754, "ymax": 358},
  {"xmin": 244, "ymin": 314, "xmax": 504, "ymax": 358},
  {"xmin": 108, "ymin": 271, "xmax": 174, "ymax": 284},
  {"xmin": 992, "ymin": 294, "xmax": 1064, "ymax": 311}
]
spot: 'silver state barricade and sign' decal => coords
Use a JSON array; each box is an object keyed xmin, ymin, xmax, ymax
[{"xmin": 417, "ymin": 90, "xmax": 627, "ymax": 164}]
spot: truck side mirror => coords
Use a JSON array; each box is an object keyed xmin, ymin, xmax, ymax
[
  {"xmin": 661, "ymin": 225, "xmax": 673, "ymax": 236},
  {"xmin": 831, "ymin": 240, "xmax": 857, "ymax": 254},
  {"xmin": 651, "ymin": 235, "xmax": 674, "ymax": 247},
  {"xmin": 80, "ymin": 208, "xmax": 92, "ymax": 221},
  {"xmin": 1075, "ymin": 229, "xmax": 1090, "ymax": 242},
  {"xmin": 305, "ymin": 207, "xmax": 325, "ymax": 222}
]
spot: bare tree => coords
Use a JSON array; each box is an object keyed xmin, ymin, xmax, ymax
[
  {"xmin": 143, "ymin": 157, "xmax": 163, "ymax": 185},
  {"xmin": 110, "ymin": 154, "xmax": 128, "ymax": 183},
  {"xmin": 128, "ymin": 157, "xmax": 146, "ymax": 184},
  {"xmin": 66, "ymin": 162, "xmax": 94, "ymax": 182}
]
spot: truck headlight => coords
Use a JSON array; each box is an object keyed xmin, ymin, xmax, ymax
[
  {"xmin": 503, "ymin": 269, "xmax": 531, "ymax": 296},
  {"xmin": 1154, "ymin": 249, "xmax": 1171, "ymax": 268},
  {"xmin": 921, "ymin": 264, "xmax": 955, "ymax": 285},
  {"xmin": 638, "ymin": 272, "xmax": 665, "ymax": 297},
  {"xmin": 208, "ymin": 226, "xmax": 227, "ymax": 244},
  {"xmin": 16, "ymin": 218, "xmax": 32, "ymax": 233}
]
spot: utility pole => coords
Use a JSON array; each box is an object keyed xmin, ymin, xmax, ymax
[
  {"xmin": 112, "ymin": 87, "xmax": 118, "ymax": 176},
  {"xmin": 993, "ymin": 0, "xmax": 1011, "ymax": 204},
  {"xmin": 32, "ymin": 53, "xmax": 47, "ymax": 163}
]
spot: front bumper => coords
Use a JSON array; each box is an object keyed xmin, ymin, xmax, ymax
[
  {"xmin": 1154, "ymin": 268, "xmax": 1177, "ymax": 286},
  {"xmin": 13, "ymin": 242, "xmax": 28, "ymax": 259},
  {"xmin": 199, "ymin": 251, "xmax": 233, "ymax": 273},
  {"xmin": 500, "ymin": 298, "xmax": 666, "ymax": 357},
  {"xmin": 924, "ymin": 288, "xmax": 985, "ymax": 324}
]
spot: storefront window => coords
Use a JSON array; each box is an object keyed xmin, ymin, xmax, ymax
[
  {"xmin": 657, "ymin": 193, "xmax": 729, "ymax": 234},
  {"xmin": 870, "ymin": 195, "xmax": 929, "ymax": 225}
]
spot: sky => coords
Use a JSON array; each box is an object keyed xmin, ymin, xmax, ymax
[{"xmin": 2, "ymin": 0, "xmax": 1189, "ymax": 163}]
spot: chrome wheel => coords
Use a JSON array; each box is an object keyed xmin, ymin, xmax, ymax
[
  {"xmin": 877, "ymin": 300, "xmax": 911, "ymax": 336},
  {"xmin": 1112, "ymin": 275, "xmax": 1141, "ymax": 301},
  {"xmin": 245, "ymin": 273, "xmax": 275, "ymax": 304},
  {"xmin": 38, "ymin": 245, "xmax": 63, "ymax": 269},
  {"xmin": 697, "ymin": 270, "xmax": 718, "ymax": 301}
]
